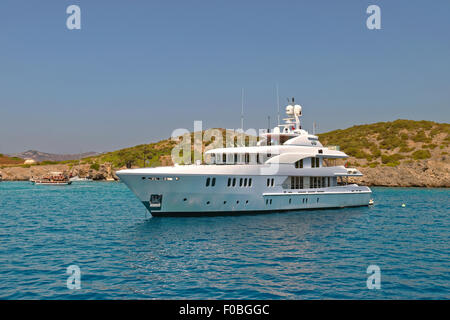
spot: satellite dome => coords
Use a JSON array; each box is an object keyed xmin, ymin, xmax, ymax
[{"xmin": 294, "ymin": 104, "xmax": 302, "ymax": 115}]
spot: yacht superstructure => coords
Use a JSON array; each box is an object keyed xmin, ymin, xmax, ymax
[{"xmin": 117, "ymin": 100, "xmax": 372, "ymax": 216}]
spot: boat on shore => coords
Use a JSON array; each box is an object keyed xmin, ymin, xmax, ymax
[
  {"xmin": 32, "ymin": 172, "xmax": 72, "ymax": 185},
  {"xmin": 117, "ymin": 99, "xmax": 373, "ymax": 217}
]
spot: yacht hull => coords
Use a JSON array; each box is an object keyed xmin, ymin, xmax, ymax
[{"xmin": 117, "ymin": 171, "xmax": 372, "ymax": 217}]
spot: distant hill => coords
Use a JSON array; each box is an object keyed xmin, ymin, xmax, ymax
[{"xmin": 8, "ymin": 150, "xmax": 100, "ymax": 162}]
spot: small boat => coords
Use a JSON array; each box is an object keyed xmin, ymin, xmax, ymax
[
  {"xmin": 69, "ymin": 175, "xmax": 93, "ymax": 182},
  {"xmin": 33, "ymin": 172, "xmax": 72, "ymax": 185}
]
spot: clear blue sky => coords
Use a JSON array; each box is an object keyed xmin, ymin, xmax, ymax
[{"xmin": 1, "ymin": 0, "xmax": 449, "ymax": 154}]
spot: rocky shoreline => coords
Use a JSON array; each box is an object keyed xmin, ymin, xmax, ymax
[
  {"xmin": 0, "ymin": 163, "xmax": 119, "ymax": 182},
  {"xmin": 1, "ymin": 159, "xmax": 449, "ymax": 187}
]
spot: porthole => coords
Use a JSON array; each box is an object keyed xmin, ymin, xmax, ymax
[
  {"xmin": 183, "ymin": 198, "xmax": 187, "ymax": 201},
  {"xmin": 206, "ymin": 201, "xmax": 210, "ymax": 205},
  {"xmin": 289, "ymin": 199, "xmax": 292, "ymax": 204},
  {"xmin": 245, "ymin": 200, "xmax": 248, "ymax": 204},
  {"xmin": 142, "ymin": 177, "xmax": 145, "ymax": 180},
  {"xmin": 223, "ymin": 201, "xmax": 227, "ymax": 204},
  {"xmin": 236, "ymin": 200, "xmax": 239, "ymax": 204}
]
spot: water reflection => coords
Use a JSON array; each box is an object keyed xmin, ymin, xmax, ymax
[{"xmin": 122, "ymin": 207, "xmax": 369, "ymax": 298}]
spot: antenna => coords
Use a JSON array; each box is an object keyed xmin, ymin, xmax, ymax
[
  {"xmin": 241, "ymin": 88, "xmax": 244, "ymax": 130},
  {"xmin": 276, "ymin": 83, "xmax": 280, "ymax": 126},
  {"xmin": 267, "ymin": 115, "xmax": 271, "ymax": 133}
]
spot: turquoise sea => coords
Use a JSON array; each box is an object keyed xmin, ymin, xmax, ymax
[{"xmin": 0, "ymin": 181, "xmax": 448, "ymax": 299}]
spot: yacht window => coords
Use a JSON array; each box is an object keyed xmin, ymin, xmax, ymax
[
  {"xmin": 234, "ymin": 153, "xmax": 238, "ymax": 163},
  {"xmin": 327, "ymin": 177, "xmax": 330, "ymax": 187},
  {"xmin": 295, "ymin": 159, "xmax": 303, "ymax": 168},
  {"xmin": 244, "ymin": 178, "xmax": 248, "ymax": 187},
  {"xmin": 249, "ymin": 178, "xmax": 252, "ymax": 187},
  {"xmin": 311, "ymin": 158, "xmax": 315, "ymax": 168},
  {"xmin": 267, "ymin": 153, "xmax": 272, "ymax": 158},
  {"xmin": 222, "ymin": 154, "xmax": 226, "ymax": 164},
  {"xmin": 212, "ymin": 177, "xmax": 216, "ymax": 187},
  {"xmin": 245, "ymin": 153, "xmax": 250, "ymax": 164},
  {"xmin": 206, "ymin": 177, "xmax": 210, "ymax": 187},
  {"xmin": 316, "ymin": 158, "xmax": 320, "ymax": 168},
  {"xmin": 267, "ymin": 178, "xmax": 270, "ymax": 187},
  {"xmin": 232, "ymin": 178, "xmax": 236, "ymax": 187},
  {"xmin": 256, "ymin": 153, "xmax": 260, "ymax": 163},
  {"xmin": 239, "ymin": 178, "xmax": 243, "ymax": 187},
  {"xmin": 227, "ymin": 178, "xmax": 231, "ymax": 187},
  {"xmin": 310, "ymin": 177, "xmax": 313, "ymax": 188},
  {"xmin": 271, "ymin": 178, "xmax": 275, "ymax": 187}
]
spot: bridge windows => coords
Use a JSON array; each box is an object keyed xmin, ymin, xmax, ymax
[
  {"xmin": 294, "ymin": 159, "xmax": 303, "ymax": 168},
  {"xmin": 290, "ymin": 176, "xmax": 304, "ymax": 189},
  {"xmin": 266, "ymin": 178, "xmax": 275, "ymax": 187}
]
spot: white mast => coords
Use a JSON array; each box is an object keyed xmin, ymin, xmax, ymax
[
  {"xmin": 276, "ymin": 83, "xmax": 280, "ymax": 126},
  {"xmin": 241, "ymin": 88, "xmax": 244, "ymax": 130}
]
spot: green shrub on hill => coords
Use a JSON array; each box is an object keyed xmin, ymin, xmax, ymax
[
  {"xmin": 381, "ymin": 153, "xmax": 404, "ymax": 164},
  {"xmin": 412, "ymin": 130, "xmax": 431, "ymax": 143},
  {"xmin": 412, "ymin": 149, "xmax": 431, "ymax": 160}
]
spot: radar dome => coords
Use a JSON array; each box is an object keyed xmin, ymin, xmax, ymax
[
  {"xmin": 286, "ymin": 105, "xmax": 294, "ymax": 115},
  {"xmin": 294, "ymin": 104, "xmax": 302, "ymax": 115}
]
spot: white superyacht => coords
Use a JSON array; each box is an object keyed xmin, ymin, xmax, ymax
[{"xmin": 117, "ymin": 101, "xmax": 372, "ymax": 216}]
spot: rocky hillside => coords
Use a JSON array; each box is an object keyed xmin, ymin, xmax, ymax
[
  {"xmin": 318, "ymin": 120, "xmax": 450, "ymax": 187},
  {"xmin": 8, "ymin": 150, "xmax": 100, "ymax": 162}
]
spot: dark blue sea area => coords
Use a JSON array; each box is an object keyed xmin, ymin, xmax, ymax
[{"xmin": 0, "ymin": 182, "xmax": 448, "ymax": 299}]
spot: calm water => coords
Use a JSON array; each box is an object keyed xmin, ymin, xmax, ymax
[{"xmin": 0, "ymin": 182, "xmax": 448, "ymax": 299}]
